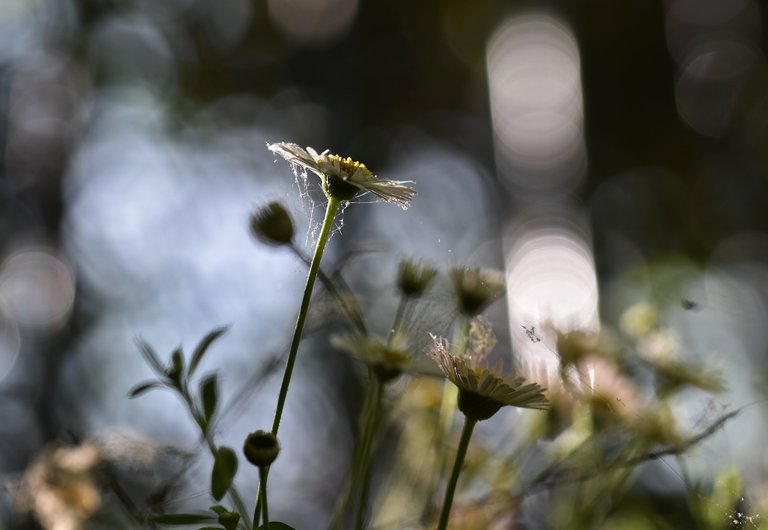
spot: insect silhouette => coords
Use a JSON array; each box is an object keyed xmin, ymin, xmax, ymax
[
  {"xmin": 681, "ymin": 298, "xmax": 702, "ymax": 311},
  {"xmin": 522, "ymin": 325, "xmax": 542, "ymax": 343}
]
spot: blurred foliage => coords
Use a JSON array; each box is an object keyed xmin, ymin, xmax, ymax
[{"xmin": 2, "ymin": 0, "xmax": 768, "ymax": 529}]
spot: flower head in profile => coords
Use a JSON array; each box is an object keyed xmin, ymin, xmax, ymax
[
  {"xmin": 449, "ymin": 267, "xmax": 506, "ymax": 317},
  {"xmin": 332, "ymin": 331, "xmax": 440, "ymax": 382},
  {"xmin": 267, "ymin": 142, "xmax": 416, "ymax": 208},
  {"xmin": 428, "ymin": 318, "xmax": 548, "ymax": 420}
]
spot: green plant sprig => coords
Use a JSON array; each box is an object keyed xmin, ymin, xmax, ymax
[{"xmin": 130, "ymin": 330, "xmax": 251, "ymax": 530}]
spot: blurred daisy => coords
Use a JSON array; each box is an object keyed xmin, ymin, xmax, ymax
[
  {"xmin": 449, "ymin": 267, "xmax": 505, "ymax": 317},
  {"xmin": 428, "ymin": 318, "xmax": 548, "ymax": 420},
  {"xmin": 267, "ymin": 142, "xmax": 416, "ymax": 208},
  {"xmin": 332, "ymin": 331, "xmax": 440, "ymax": 381}
]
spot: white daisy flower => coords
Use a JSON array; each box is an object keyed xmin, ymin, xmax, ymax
[{"xmin": 267, "ymin": 142, "xmax": 416, "ymax": 209}]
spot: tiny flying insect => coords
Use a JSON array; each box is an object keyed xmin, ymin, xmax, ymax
[
  {"xmin": 522, "ymin": 325, "xmax": 542, "ymax": 343},
  {"xmin": 681, "ymin": 298, "xmax": 702, "ymax": 311}
]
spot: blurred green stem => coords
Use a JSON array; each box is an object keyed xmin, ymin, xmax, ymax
[
  {"xmin": 257, "ymin": 466, "xmax": 270, "ymax": 530},
  {"xmin": 437, "ymin": 416, "xmax": 476, "ymax": 530},
  {"xmin": 288, "ymin": 244, "xmax": 367, "ymax": 335},
  {"xmin": 353, "ymin": 375, "xmax": 385, "ymax": 530},
  {"xmin": 272, "ymin": 196, "xmax": 341, "ymax": 435},
  {"xmin": 179, "ymin": 384, "xmax": 251, "ymax": 529},
  {"xmin": 422, "ymin": 315, "xmax": 471, "ymax": 522},
  {"xmin": 387, "ymin": 296, "xmax": 408, "ymax": 344},
  {"xmin": 327, "ymin": 369, "xmax": 377, "ymax": 530}
]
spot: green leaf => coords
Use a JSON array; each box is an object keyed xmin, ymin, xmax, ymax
[
  {"xmin": 200, "ymin": 373, "xmax": 218, "ymax": 423},
  {"xmin": 217, "ymin": 512, "xmax": 240, "ymax": 530},
  {"xmin": 189, "ymin": 326, "xmax": 229, "ymax": 376},
  {"xmin": 152, "ymin": 513, "xmax": 216, "ymax": 524},
  {"xmin": 256, "ymin": 523, "xmax": 296, "ymax": 530},
  {"xmin": 210, "ymin": 446, "xmax": 238, "ymax": 501},
  {"xmin": 208, "ymin": 505, "xmax": 228, "ymax": 516},
  {"xmin": 135, "ymin": 337, "xmax": 165, "ymax": 375},
  {"xmin": 127, "ymin": 380, "xmax": 164, "ymax": 398},
  {"xmin": 167, "ymin": 347, "xmax": 185, "ymax": 383}
]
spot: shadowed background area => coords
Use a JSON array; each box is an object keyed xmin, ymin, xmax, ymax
[{"xmin": 1, "ymin": 0, "xmax": 768, "ymax": 529}]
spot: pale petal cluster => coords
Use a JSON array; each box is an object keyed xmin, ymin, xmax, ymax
[
  {"xmin": 428, "ymin": 319, "xmax": 549, "ymax": 411},
  {"xmin": 268, "ymin": 142, "xmax": 416, "ymax": 209}
]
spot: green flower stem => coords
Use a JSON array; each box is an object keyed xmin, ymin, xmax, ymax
[
  {"xmin": 436, "ymin": 416, "xmax": 477, "ymax": 530},
  {"xmin": 257, "ymin": 466, "xmax": 269, "ymax": 530},
  {"xmin": 327, "ymin": 370, "xmax": 377, "ymax": 530},
  {"xmin": 272, "ymin": 196, "xmax": 341, "ymax": 436},
  {"xmin": 255, "ymin": 198, "xmax": 341, "ymax": 527},
  {"xmin": 422, "ymin": 315, "xmax": 471, "ymax": 521},
  {"xmin": 288, "ymin": 244, "xmax": 367, "ymax": 335},
  {"xmin": 353, "ymin": 375, "xmax": 385, "ymax": 530},
  {"xmin": 387, "ymin": 295, "xmax": 408, "ymax": 344},
  {"xmin": 452, "ymin": 316, "xmax": 471, "ymax": 358},
  {"xmin": 179, "ymin": 384, "xmax": 252, "ymax": 529}
]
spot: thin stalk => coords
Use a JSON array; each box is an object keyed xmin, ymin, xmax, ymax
[
  {"xmin": 452, "ymin": 316, "xmax": 471, "ymax": 358},
  {"xmin": 288, "ymin": 244, "xmax": 367, "ymax": 335},
  {"xmin": 422, "ymin": 316, "xmax": 471, "ymax": 522},
  {"xmin": 387, "ymin": 296, "xmax": 409, "ymax": 344},
  {"xmin": 353, "ymin": 376, "xmax": 385, "ymax": 530},
  {"xmin": 330, "ymin": 293, "xmax": 405, "ymax": 530},
  {"xmin": 179, "ymin": 385, "xmax": 252, "ymax": 529},
  {"xmin": 675, "ymin": 454, "xmax": 701, "ymax": 521},
  {"xmin": 436, "ymin": 416, "xmax": 477, "ymax": 530},
  {"xmin": 255, "ymin": 198, "xmax": 340, "ymax": 526},
  {"xmin": 258, "ymin": 467, "xmax": 270, "ymax": 530},
  {"xmin": 272, "ymin": 197, "xmax": 341, "ymax": 435},
  {"xmin": 202, "ymin": 434, "xmax": 251, "ymax": 529},
  {"xmin": 327, "ymin": 370, "xmax": 377, "ymax": 530}
]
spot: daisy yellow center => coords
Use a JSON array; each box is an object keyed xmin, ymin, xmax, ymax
[
  {"xmin": 323, "ymin": 154, "xmax": 373, "ymax": 179},
  {"xmin": 317, "ymin": 154, "xmax": 372, "ymax": 201}
]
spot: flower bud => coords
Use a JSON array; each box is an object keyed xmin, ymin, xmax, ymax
[
  {"xmin": 243, "ymin": 430, "xmax": 280, "ymax": 467},
  {"xmin": 449, "ymin": 267, "xmax": 505, "ymax": 317},
  {"xmin": 250, "ymin": 202, "xmax": 294, "ymax": 246},
  {"xmin": 397, "ymin": 260, "xmax": 437, "ymax": 298}
]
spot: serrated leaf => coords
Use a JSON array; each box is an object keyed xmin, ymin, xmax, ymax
[
  {"xmin": 211, "ymin": 446, "xmax": 238, "ymax": 501},
  {"xmin": 200, "ymin": 374, "xmax": 218, "ymax": 423},
  {"xmin": 152, "ymin": 513, "xmax": 216, "ymax": 524},
  {"xmin": 256, "ymin": 523, "xmax": 296, "ymax": 530},
  {"xmin": 127, "ymin": 380, "xmax": 164, "ymax": 398},
  {"xmin": 189, "ymin": 326, "xmax": 229, "ymax": 376},
  {"xmin": 135, "ymin": 337, "xmax": 165, "ymax": 375}
]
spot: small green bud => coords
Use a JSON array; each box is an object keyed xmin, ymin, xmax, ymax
[
  {"xmin": 449, "ymin": 267, "xmax": 505, "ymax": 317},
  {"xmin": 243, "ymin": 430, "xmax": 280, "ymax": 467},
  {"xmin": 250, "ymin": 202, "xmax": 294, "ymax": 246},
  {"xmin": 397, "ymin": 260, "xmax": 438, "ymax": 298},
  {"xmin": 218, "ymin": 511, "xmax": 240, "ymax": 530}
]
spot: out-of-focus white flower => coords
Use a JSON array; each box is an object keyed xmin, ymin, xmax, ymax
[
  {"xmin": 619, "ymin": 302, "xmax": 659, "ymax": 338},
  {"xmin": 16, "ymin": 442, "xmax": 103, "ymax": 530}
]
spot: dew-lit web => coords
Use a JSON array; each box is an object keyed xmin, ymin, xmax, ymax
[
  {"xmin": 288, "ymin": 163, "xmax": 318, "ymax": 247},
  {"xmin": 288, "ymin": 162, "xmax": 352, "ymax": 248}
]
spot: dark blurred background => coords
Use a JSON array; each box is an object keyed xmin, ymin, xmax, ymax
[{"xmin": 2, "ymin": 0, "xmax": 768, "ymax": 528}]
